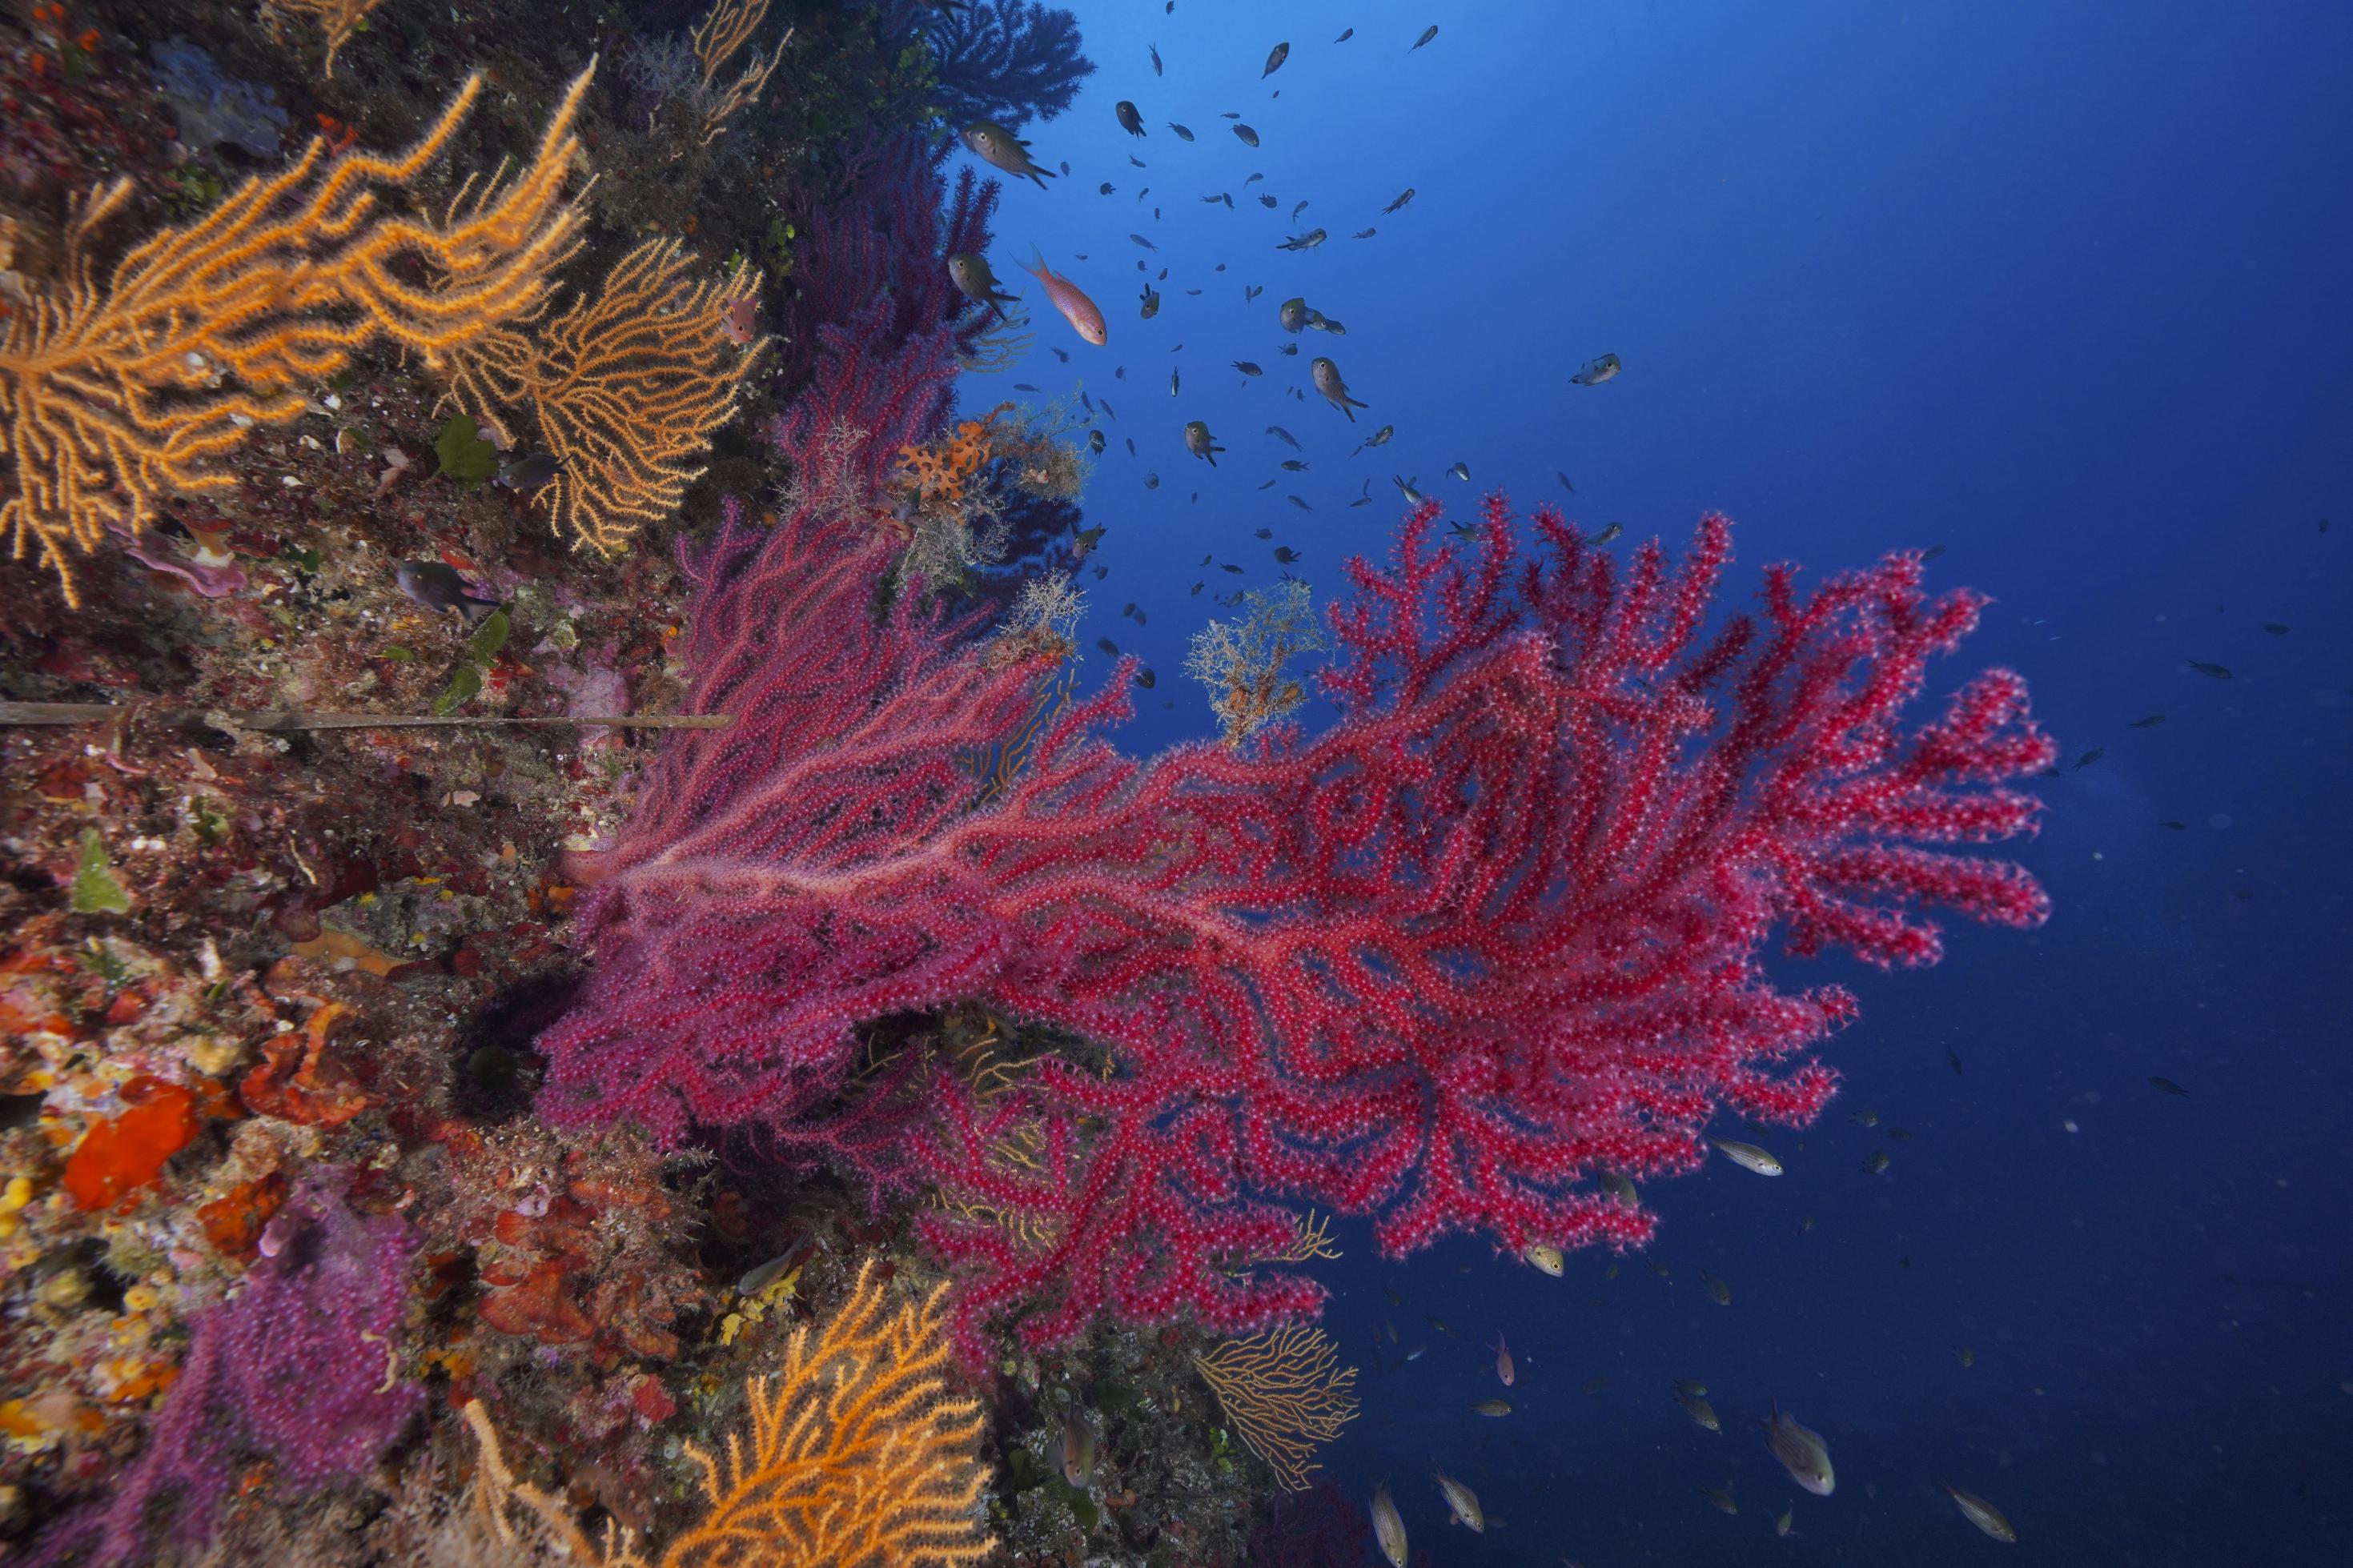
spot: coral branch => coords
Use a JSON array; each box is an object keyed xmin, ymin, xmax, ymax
[
  {"xmin": 442, "ymin": 241, "xmax": 767, "ymax": 554},
  {"xmin": 259, "ymin": 0, "xmax": 386, "ymax": 78},
  {"xmin": 1191, "ymin": 1326, "xmax": 1360, "ymax": 1492},
  {"xmin": 921, "ymin": 0, "xmax": 1094, "ymax": 133},
  {"xmin": 2, "ymin": 67, "xmax": 591, "ymax": 604}
]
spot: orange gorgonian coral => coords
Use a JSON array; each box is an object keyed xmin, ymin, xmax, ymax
[
  {"xmin": 465, "ymin": 1260, "xmax": 991, "ymax": 1567},
  {"xmin": 652, "ymin": 1260, "xmax": 992, "ymax": 1566},
  {"xmin": 440, "ymin": 240, "xmax": 767, "ymax": 555},
  {"xmin": 1190, "ymin": 1325, "xmax": 1361, "ymax": 1492},
  {"xmin": 1, "ymin": 68, "xmax": 590, "ymax": 604},
  {"xmin": 260, "ymin": 0, "xmax": 388, "ymax": 78}
]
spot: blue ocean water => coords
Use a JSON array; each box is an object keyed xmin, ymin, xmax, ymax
[{"xmin": 955, "ymin": 2, "xmax": 2353, "ymax": 1561}]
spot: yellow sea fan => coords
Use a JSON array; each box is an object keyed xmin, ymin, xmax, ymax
[
  {"xmin": 2, "ymin": 69, "xmax": 590, "ymax": 605},
  {"xmin": 465, "ymin": 1261, "xmax": 993, "ymax": 1567},
  {"xmin": 651, "ymin": 1259, "xmax": 992, "ymax": 1567},
  {"xmin": 1191, "ymin": 1325, "xmax": 1360, "ymax": 1492}
]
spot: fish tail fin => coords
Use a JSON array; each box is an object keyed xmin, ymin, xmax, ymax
[{"xmin": 1026, "ymin": 243, "xmax": 1050, "ymax": 276}]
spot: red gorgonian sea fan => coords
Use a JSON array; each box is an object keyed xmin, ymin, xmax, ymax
[{"xmin": 538, "ymin": 471, "xmax": 2054, "ymax": 1362}]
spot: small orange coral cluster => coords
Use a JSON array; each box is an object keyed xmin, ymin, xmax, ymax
[
  {"xmin": 473, "ymin": 1183, "xmax": 689, "ymax": 1361},
  {"xmin": 895, "ymin": 402, "xmax": 1013, "ymax": 514},
  {"xmin": 60, "ymin": 1075, "xmax": 199, "ymax": 1210}
]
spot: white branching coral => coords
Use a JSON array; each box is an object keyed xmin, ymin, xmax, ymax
[{"xmin": 1184, "ymin": 579, "xmax": 1329, "ymax": 748}]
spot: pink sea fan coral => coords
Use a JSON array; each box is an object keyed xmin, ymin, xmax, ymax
[{"xmin": 538, "ymin": 454, "xmax": 2054, "ymax": 1359}]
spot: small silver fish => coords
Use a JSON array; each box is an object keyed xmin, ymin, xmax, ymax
[
  {"xmin": 1087, "ymin": 429, "xmax": 1105, "ymax": 454},
  {"xmin": 1139, "ymin": 281, "xmax": 1161, "ymax": 319},
  {"xmin": 1266, "ymin": 424, "xmax": 1300, "ymax": 449},
  {"xmin": 735, "ymin": 1252, "xmax": 800, "ymax": 1299},
  {"xmin": 1098, "ymin": 180, "xmax": 1114, "ymax": 194},
  {"xmin": 1489, "ymin": 1333, "xmax": 1514, "ymax": 1386},
  {"xmin": 1434, "ymin": 1466, "xmax": 1484, "ymax": 1532},
  {"xmin": 1276, "ymin": 227, "xmax": 1327, "ymax": 251},
  {"xmin": 1447, "ymin": 461, "xmax": 1470, "ymax": 481},
  {"xmin": 1279, "ymin": 295, "xmax": 1312, "ymax": 331},
  {"xmin": 961, "ymin": 119, "xmax": 1053, "ymax": 187},
  {"xmin": 1279, "ymin": 459, "xmax": 1307, "ymax": 471},
  {"xmin": 1363, "ymin": 424, "xmax": 1394, "ymax": 447},
  {"xmin": 1335, "ymin": 26, "xmax": 1354, "ymax": 43},
  {"xmin": 1150, "ymin": 42, "xmax": 1162, "ymax": 75},
  {"xmin": 1708, "ymin": 1137, "xmax": 1782, "ymax": 1176},
  {"xmin": 1370, "ymin": 1481, "xmax": 1408, "ymax": 1567},
  {"xmin": 1571, "ymin": 352, "xmax": 1622, "ymax": 386},
  {"xmin": 1062, "ymin": 1412, "xmax": 1095, "ymax": 1486},
  {"xmin": 1235, "ymin": 123, "xmax": 1260, "ymax": 146},
  {"xmin": 1311, "ymin": 356, "xmax": 1368, "ymax": 419},
  {"xmin": 1170, "ymin": 370, "xmax": 1179, "ymax": 395},
  {"xmin": 1679, "ymin": 1393, "xmax": 1721, "ymax": 1431},
  {"xmin": 1263, "ymin": 42, "xmax": 1289, "ymax": 77},
  {"xmin": 1592, "ymin": 522, "xmax": 1622, "ymax": 546},
  {"xmin": 1469, "ymin": 1398, "xmax": 1511, "ymax": 1417},
  {"xmin": 1761, "ymin": 1406, "xmax": 1834, "ymax": 1496},
  {"xmin": 1352, "ymin": 227, "xmax": 1376, "ymax": 239},
  {"xmin": 1130, "ymin": 232, "xmax": 1157, "ymax": 250},
  {"xmin": 946, "ymin": 252, "xmax": 1020, "ymax": 319},
  {"xmin": 1115, "ymin": 100, "xmax": 1146, "ymax": 137},
  {"xmin": 1411, "ymin": 24, "xmax": 1440, "ymax": 52},
  {"xmin": 1942, "ymin": 1482, "xmax": 2018, "ymax": 1542},
  {"xmin": 1384, "ymin": 187, "xmax": 1416, "ymax": 213},
  {"xmin": 1168, "ymin": 122, "xmax": 1195, "ymax": 140},
  {"xmin": 1233, "ymin": 360, "xmax": 1263, "ymax": 376},
  {"xmin": 1184, "ymin": 419, "xmax": 1223, "ymax": 465},
  {"xmin": 1555, "ymin": 469, "xmax": 1575, "ymax": 492},
  {"xmin": 1393, "ymin": 475, "xmax": 1423, "ymax": 505}
]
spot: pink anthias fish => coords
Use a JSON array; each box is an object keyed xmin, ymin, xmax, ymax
[{"xmin": 1023, "ymin": 247, "xmax": 1107, "ymax": 346}]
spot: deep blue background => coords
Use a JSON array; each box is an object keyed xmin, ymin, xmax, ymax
[{"xmin": 947, "ymin": 2, "xmax": 2352, "ymax": 1560}]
